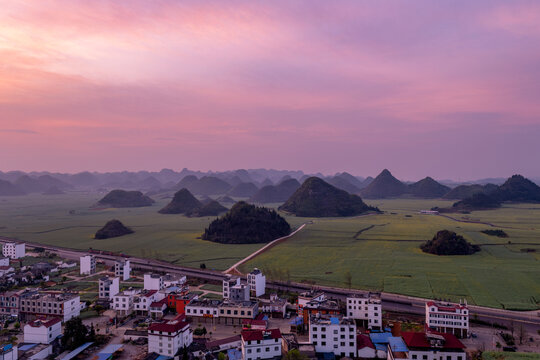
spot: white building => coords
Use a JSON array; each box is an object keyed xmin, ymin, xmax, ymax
[
  {"xmin": 346, "ymin": 293, "xmax": 383, "ymax": 329},
  {"xmin": 0, "ymin": 344, "xmax": 17, "ymax": 360},
  {"xmin": 112, "ymin": 288, "xmax": 140, "ymax": 316},
  {"xmin": 144, "ymin": 274, "xmax": 164, "ymax": 291},
  {"xmin": 163, "ymin": 273, "xmax": 187, "ymax": 288},
  {"xmin": 260, "ymin": 293, "xmax": 287, "ymax": 318},
  {"xmin": 19, "ymin": 291, "xmax": 81, "ymax": 322},
  {"xmin": 185, "ymin": 299, "xmax": 221, "ymax": 318},
  {"xmin": 133, "ymin": 290, "xmax": 166, "ymax": 315},
  {"xmin": 2, "ymin": 242, "xmax": 25, "ymax": 259},
  {"xmin": 23, "ymin": 318, "xmax": 62, "ymax": 344},
  {"xmin": 99, "ymin": 277, "xmax": 119, "ymax": 300},
  {"xmin": 115, "ymin": 260, "xmax": 131, "ymax": 281},
  {"xmin": 401, "ymin": 331, "xmax": 466, "ymax": 360},
  {"xmin": 309, "ymin": 315, "xmax": 357, "ymax": 358},
  {"xmin": 230, "ymin": 284, "xmax": 250, "ymax": 302},
  {"xmin": 148, "ymin": 315, "xmax": 193, "ymax": 357},
  {"xmin": 425, "ymin": 301, "xmax": 469, "ymax": 338},
  {"xmin": 241, "ymin": 329, "xmax": 282, "ymax": 360},
  {"xmin": 247, "ymin": 268, "xmax": 266, "ymax": 297},
  {"xmin": 79, "ymin": 255, "xmax": 96, "ymax": 275},
  {"xmin": 223, "ymin": 275, "xmax": 241, "ymax": 300},
  {"xmin": 0, "ymin": 258, "xmax": 10, "ymax": 267}
]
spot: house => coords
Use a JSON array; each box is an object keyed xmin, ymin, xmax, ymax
[
  {"xmin": 17, "ymin": 342, "xmax": 53, "ymax": 359},
  {"xmin": 369, "ymin": 332, "xmax": 401, "ymax": 358},
  {"xmin": 242, "ymin": 318, "xmax": 267, "ymax": 330},
  {"xmin": 241, "ymin": 329, "xmax": 282, "ymax": 360},
  {"xmin": 0, "ymin": 266, "xmax": 15, "ymax": 277},
  {"xmin": 149, "ymin": 298, "xmax": 168, "ymax": 319},
  {"xmin": 99, "ymin": 277, "xmax": 119, "ymax": 301},
  {"xmin": 247, "ymin": 268, "xmax": 266, "ymax": 297},
  {"xmin": 230, "ymin": 283, "xmax": 250, "ymax": 302},
  {"xmin": 260, "ymin": 293, "xmax": 287, "ymax": 318},
  {"xmin": 218, "ymin": 301, "xmax": 259, "ymax": 325},
  {"xmin": 162, "ymin": 273, "xmax": 187, "ymax": 287},
  {"xmin": 223, "ymin": 275, "xmax": 241, "ymax": 300},
  {"xmin": 425, "ymin": 301, "xmax": 469, "ymax": 338},
  {"xmin": 346, "ymin": 293, "xmax": 383, "ymax": 329},
  {"xmin": 112, "ymin": 288, "xmax": 140, "ymax": 316},
  {"xmin": 308, "ymin": 315, "xmax": 357, "ymax": 358},
  {"xmin": 205, "ymin": 335, "xmax": 242, "ymax": 354},
  {"xmin": 185, "ymin": 299, "xmax": 221, "ymax": 320},
  {"xmin": 144, "ymin": 274, "xmax": 164, "ymax": 291},
  {"xmin": 385, "ymin": 337, "xmax": 409, "ymax": 360},
  {"xmin": 167, "ymin": 292, "xmax": 198, "ymax": 315},
  {"xmin": 79, "ymin": 255, "xmax": 96, "ymax": 275},
  {"xmin": 23, "ymin": 317, "xmax": 62, "ymax": 344},
  {"xmin": 300, "ymin": 297, "xmax": 340, "ymax": 326},
  {"xmin": 115, "ymin": 260, "xmax": 131, "ymax": 281},
  {"xmin": 2, "ymin": 242, "xmax": 25, "ymax": 259},
  {"xmin": 357, "ymin": 334, "xmax": 377, "ymax": 358},
  {"xmin": 0, "ymin": 258, "xmax": 10, "ymax": 267},
  {"xmin": 400, "ymin": 331, "xmax": 466, "ymax": 360},
  {"xmin": 19, "ymin": 291, "xmax": 81, "ymax": 322},
  {"xmin": 148, "ymin": 315, "xmax": 193, "ymax": 357},
  {"xmin": 0, "ymin": 291, "xmax": 20, "ymax": 316},
  {"xmin": 0, "ymin": 344, "xmax": 17, "ymax": 360},
  {"xmin": 133, "ymin": 290, "xmax": 166, "ymax": 315}
]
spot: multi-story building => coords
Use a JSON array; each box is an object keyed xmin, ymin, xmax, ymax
[
  {"xmin": 223, "ymin": 275, "xmax": 241, "ymax": 300},
  {"xmin": 300, "ymin": 297, "xmax": 340, "ymax": 326},
  {"xmin": 0, "ymin": 291, "xmax": 20, "ymax": 316},
  {"xmin": 230, "ymin": 284, "xmax": 250, "ymax": 302},
  {"xmin": 218, "ymin": 301, "xmax": 259, "ymax": 325},
  {"xmin": 23, "ymin": 318, "xmax": 62, "ymax": 344},
  {"xmin": 115, "ymin": 260, "xmax": 131, "ymax": 281},
  {"xmin": 144, "ymin": 274, "xmax": 164, "ymax": 291},
  {"xmin": 0, "ymin": 344, "xmax": 17, "ymax": 359},
  {"xmin": 346, "ymin": 293, "xmax": 382, "ymax": 329},
  {"xmin": 112, "ymin": 288, "xmax": 140, "ymax": 316},
  {"xmin": 185, "ymin": 299, "xmax": 221, "ymax": 320},
  {"xmin": 133, "ymin": 290, "xmax": 166, "ymax": 315},
  {"xmin": 79, "ymin": 255, "xmax": 96, "ymax": 275},
  {"xmin": 148, "ymin": 315, "xmax": 193, "ymax": 357},
  {"xmin": 163, "ymin": 273, "xmax": 187, "ymax": 287},
  {"xmin": 167, "ymin": 292, "xmax": 198, "ymax": 315},
  {"xmin": 0, "ymin": 257, "xmax": 9, "ymax": 267},
  {"xmin": 99, "ymin": 277, "xmax": 119, "ymax": 300},
  {"xmin": 425, "ymin": 301, "xmax": 469, "ymax": 338},
  {"xmin": 400, "ymin": 331, "xmax": 466, "ymax": 360},
  {"xmin": 241, "ymin": 329, "xmax": 282, "ymax": 360},
  {"xmin": 309, "ymin": 315, "xmax": 357, "ymax": 358},
  {"xmin": 247, "ymin": 268, "xmax": 266, "ymax": 297},
  {"xmin": 260, "ymin": 293, "xmax": 287, "ymax": 318},
  {"xmin": 19, "ymin": 291, "xmax": 81, "ymax": 322},
  {"xmin": 2, "ymin": 242, "xmax": 25, "ymax": 259}
]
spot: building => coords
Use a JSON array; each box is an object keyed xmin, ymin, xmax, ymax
[
  {"xmin": 99, "ymin": 277, "xmax": 119, "ymax": 300},
  {"xmin": 162, "ymin": 273, "xmax": 187, "ymax": 287},
  {"xmin": 150, "ymin": 299, "xmax": 168, "ymax": 319},
  {"xmin": 385, "ymin": 337, "xmax": 409, "ymax": 360},
  {"xmin": 401, "ymin": 331, "xmax": 466, "ymax": 360},
  {"xmin": 167, "ymin": 292, "xmax": 198, "ymax": 315},
  {"xmin": 0, "ymin": 344, "xmax": 17, "ymax": 360},
  {"xmin": 247, "ymin": 268, "xmax": 266, "ymax": 297},
  {"xmin": 2, "ymin": 242, "xmax": 25, "ymax": 259},
  {"xmin": 19, "ymin": 291, "xmax": 81, "ymax": 322},
  {"xmin": 115, "ymin": 260, "xmax": 131, "ymax": 281},
  {"xmin": 112, "ymin": 288, "xmax": 140, "ymax": 316},
  {"xmin": 79, "ymin": 255, "xmax": 96, "ymax": 275},
  {"xmin": 230, "ymin": 283, "xmax": 250, "ymax": 302},
  {"xmin": 425, "ymin": 301, "xmax": 469, "ymax": 338},
  {"xmin": 23, "ymin": 318, "xmax": 62, "ymax": 344},
  {"xmin": 133, "ymin": 290, "xmax": 166, "ymax": 315},
  {"xmin": 223, "ymin": 275, "xmax": 241, "ymax": 300},
  {"xmin": 0, "ymin": 258, "xmax": 9, "ymax": 267},
  {"xmin": 218, "ymin": 301, "xmax": 259, "ymax": 324},
  {"xmin": 369, "ymin": 331, "xmax": 401, "ymax": 358},
  {"xmin": 309, "ymin": 315, "xmax": 357, "ymax": 358},
  {"xmin": 346, "ymin": 293, "xmax": 383, "ymax": 329},
  {"xmin": 241, "ymin": 329, "xmax": 282, "ymax": 360},
  {"xmin": 260, "ymin": 293, "xmax": 287, "ymax": 318},
  {"xmin": 300, "ymin": 297, "xmax": 340, "ymax": 326},
  {"xmin": 144, "ymin": 274, "xmax": 164, "ymax": 291},
  {"xmin": 185, "ymin": 299, "xmax": 221, "ymax": 320},
  {"xmin": 357, "ymin": 334, "xmax": 377, "ymax": 358},
  {"xmin": 148, "ymin": 315, "xmax": 193, "ymax": 357},
  {"xmin": 0, "ymin": 291, "xmax": 20, "ymax": 316}
]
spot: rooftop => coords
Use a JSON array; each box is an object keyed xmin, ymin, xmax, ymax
[
  {"xmin": 241, "ymin": 328, "xmax": 281, "ymax": 341},
  {"xmin": 401, "ymin": 331, "xmax": 466, "ymax": 350},
  {"xmin": 148, "ymin": 317, "xmax": 189, "ymax": 333},
  {"xmin": 310, "ymin": 315, "xmax": 354, "ymax": 326},
  {"xmin": 26, "ymin": 317, "xmax": 61, "ymax": 328},
  {"xmin": 187, "ymin": 299, "xmax": 222, "ymax": 308},
  {"xmin": 426, "ymin": 301, "xmax": 468, "ymax": 311}
]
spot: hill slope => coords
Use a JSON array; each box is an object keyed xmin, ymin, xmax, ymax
[
  {"xmin": 360, "ymin": 169, "xmax": 407, "ymax": 198},
  {"xmin": 97, "ymin": 190, "xmax": 155, "ymax": 208},
  {"xmin": 442, "ymin": 184, "xmax": 497, "ymax": 200},
  {"xmin": 408, "ymin": 177, "xmax": 450, "ymax": 198},
  {"xmin": 326, "ymin": 175, "xmax": 361, "ymax": 194},
  {"xmin": 159, "ymin": 189, "xmax": 202, "ymax": 214},
  {"xmin": 95, "ymin": 219, "xmax": 134, "ymax": 239},
  {"xmin": 186, "ymin": 200, "xmax": 228, "ymax": 217},
  {"xmin": 202, "ymin": 201, "xmax": 291, "ymax": 244},
  {"xmin": 249, "ymin": 179, "xmax": 301, "ymax": 203},
  {"xmin": 421, "ymin": 230, "xmax": 480, "ymax": 255},
  {"xmin": 495, "ymin": 174, "xmax": 540, "ymax": 202},
  {"xmin": 228, "ymin": 182, "xmax": 259, "ymax": 197},
  {"xmin": 0, "ymin": 179, "xmax": 25, "ymax": 196},
  {"xmin": 279, "ymin": 177, "xmax": 377, "ymax": 217}
]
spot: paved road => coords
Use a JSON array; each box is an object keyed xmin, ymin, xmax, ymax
[{"xmin": 2, "ymin": 237, "xmax": 539, "ymax": 333}]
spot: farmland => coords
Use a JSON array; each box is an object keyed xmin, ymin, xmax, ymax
[{"xmin": 1, "ymin": 194, "xmax": 539, "ymax": 310}]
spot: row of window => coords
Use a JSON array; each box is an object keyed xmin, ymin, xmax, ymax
[
  {"xmin": 313, "ymin": 334, "xmax": 354, "ymax": 340},
  {"xmin": 312, "ymin": 341, "xmax": 354, "ymax": 347},
  {"xmin": 246, "ymin": 346, "xmax": 279, "ymax": 353}
]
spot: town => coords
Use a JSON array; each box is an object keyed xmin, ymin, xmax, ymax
[{"xmin": 0, "ymin": 241, "xmax": 537, "ymax": 360}]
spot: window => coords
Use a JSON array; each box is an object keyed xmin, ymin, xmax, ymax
[
  {"xmin": 321, "ymin": 342, "xmax": 326, "ymax": 346},
  {"xmin": 412, "ymin": 355, "xmax": 417, "ymax": 359}
]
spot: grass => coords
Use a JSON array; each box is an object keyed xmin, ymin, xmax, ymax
[
  {"xmin": 1, "ymin": 194, "xmax": 539, "ymax": 310},
  {"xmin": 483, "ymin": 352, "xmax": 540, "ymax": 360},
  {"xmin": 200, "ymin": 283, "xmax": 222, "ymax": 292}
]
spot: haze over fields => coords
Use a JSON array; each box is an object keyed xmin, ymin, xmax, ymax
[{"xmin": 1, "ymin": 1, "xmax": 540, "ymax": 180}]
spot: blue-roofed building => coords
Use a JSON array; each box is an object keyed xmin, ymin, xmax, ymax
[
  {"xmin": 227, "ymin": 348, "xmax": 242, "ymax": 360},
  {"xmin": 369, "ymin": 331, "xmax": 397, "ymax": 358},
  {"xmin": 309, "ymin": 315, "xmax": 357, "ymax": 358}
]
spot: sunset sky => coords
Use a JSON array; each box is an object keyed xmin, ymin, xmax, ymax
[{"xmin": 1, "ymin": 0, "xmax": 540, "ymax": 180}]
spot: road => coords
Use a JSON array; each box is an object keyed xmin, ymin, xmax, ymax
[{"xmin": 2, "ymin": 237, "xmax": 539, "ymax": 334}]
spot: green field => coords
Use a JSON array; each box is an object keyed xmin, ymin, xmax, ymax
[
  {"xmin": 1, "ymin": 194, "xmax": 539, "ymax": 310},
  {"xmin": 483, "ymin": 352, "xmax": 540, "ymax": 360}
]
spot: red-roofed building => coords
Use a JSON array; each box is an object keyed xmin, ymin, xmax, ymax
[
  {"xmin": 241, "ymin": 329, "xmax": 282, "ymax": 360},
  {"xmin": 150, "ymin": 298, "xmax": 168, "ymax": 319},
  {"xmin": 168, "ymin": 292, "xmax": 198, "ymax": 315},
  {"xmin": 425, "ymin": 301, "xmax": 469, "ymax": 338},
  {"xmin": 23, "ymin": 317, "xmax": 62, "ymax": 344},
  {"xmin": 148, "ymin": 315, "xmax": 193, "ymax": 357},
  {"xmin": 357, "ymin": 334, "xmax": 376, "ymax": 358},
  {"xmin": 401, "ymin": 331, "xmax": 466, "ymax": 360},
  {"xmin": 242, "ymin": 318, "xmax": 267, "ymax": 330}
]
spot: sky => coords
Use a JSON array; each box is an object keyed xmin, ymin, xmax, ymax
[{"xmin": 1, "ymin": 0, "xmax": 540, "ymax": 181}]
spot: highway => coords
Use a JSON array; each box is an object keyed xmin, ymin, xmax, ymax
[{"xmin": 2, "ymin": 237, "xmax": 539, "ymax": 333}]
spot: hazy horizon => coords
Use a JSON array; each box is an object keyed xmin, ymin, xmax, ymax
[{"xmin": 2, "ymin": 1, "xmax": 540, "ymax": 179}]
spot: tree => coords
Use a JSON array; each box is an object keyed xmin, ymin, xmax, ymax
[
  {"xmin": 89, "ymin": 324, "xmax": 96, "ymax": 342},
  {"xmin": 181, "ymin": 346, "xmax": 189, "ymax": 360},
  {"xmin": 200, "ymin": 263, "xmax": 206, "ymax": 269},
  {"xmin": 13, "ymin": 322, "xmax": 20, "ymax": 330},
  {"xmin": 217, "ymin": 352, "xmax": 226, "ymax": 360},
  {"xmin": 283, "ymin": 349, "xmax": 308, "ymax": 360},
  {"xmin": 202, "ymin": 327, "xmax": 207, "ymax": 338},
  {"xmin": 62, "ymin": 317, "xmax": 89, "ymax": 350},
  {"xmin": 344, "ymin": 271, "xmax": 352, "ymax": 289},
  {"xmin": 518, "ymin": 324, "xmax": 526, "ymax": 345}
]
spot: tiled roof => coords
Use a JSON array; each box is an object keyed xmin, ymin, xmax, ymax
[
  {"xmin": 357, "ymin": 334, "xmax": 375, "ymax": 349},
  {"xmin": 27, "ymin": 317, "xmax": 61, "ymax": 327},
  {"xmin": 148, "ymin": 319, "xmax": 189, "ymax": 333},
  {"xmin": 401, "ymin": 331, "xmax": 465, "ymax": 350},
  {"xmin": 241, "ymin": 329, "xmax": 281, "ymax": 341}
]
